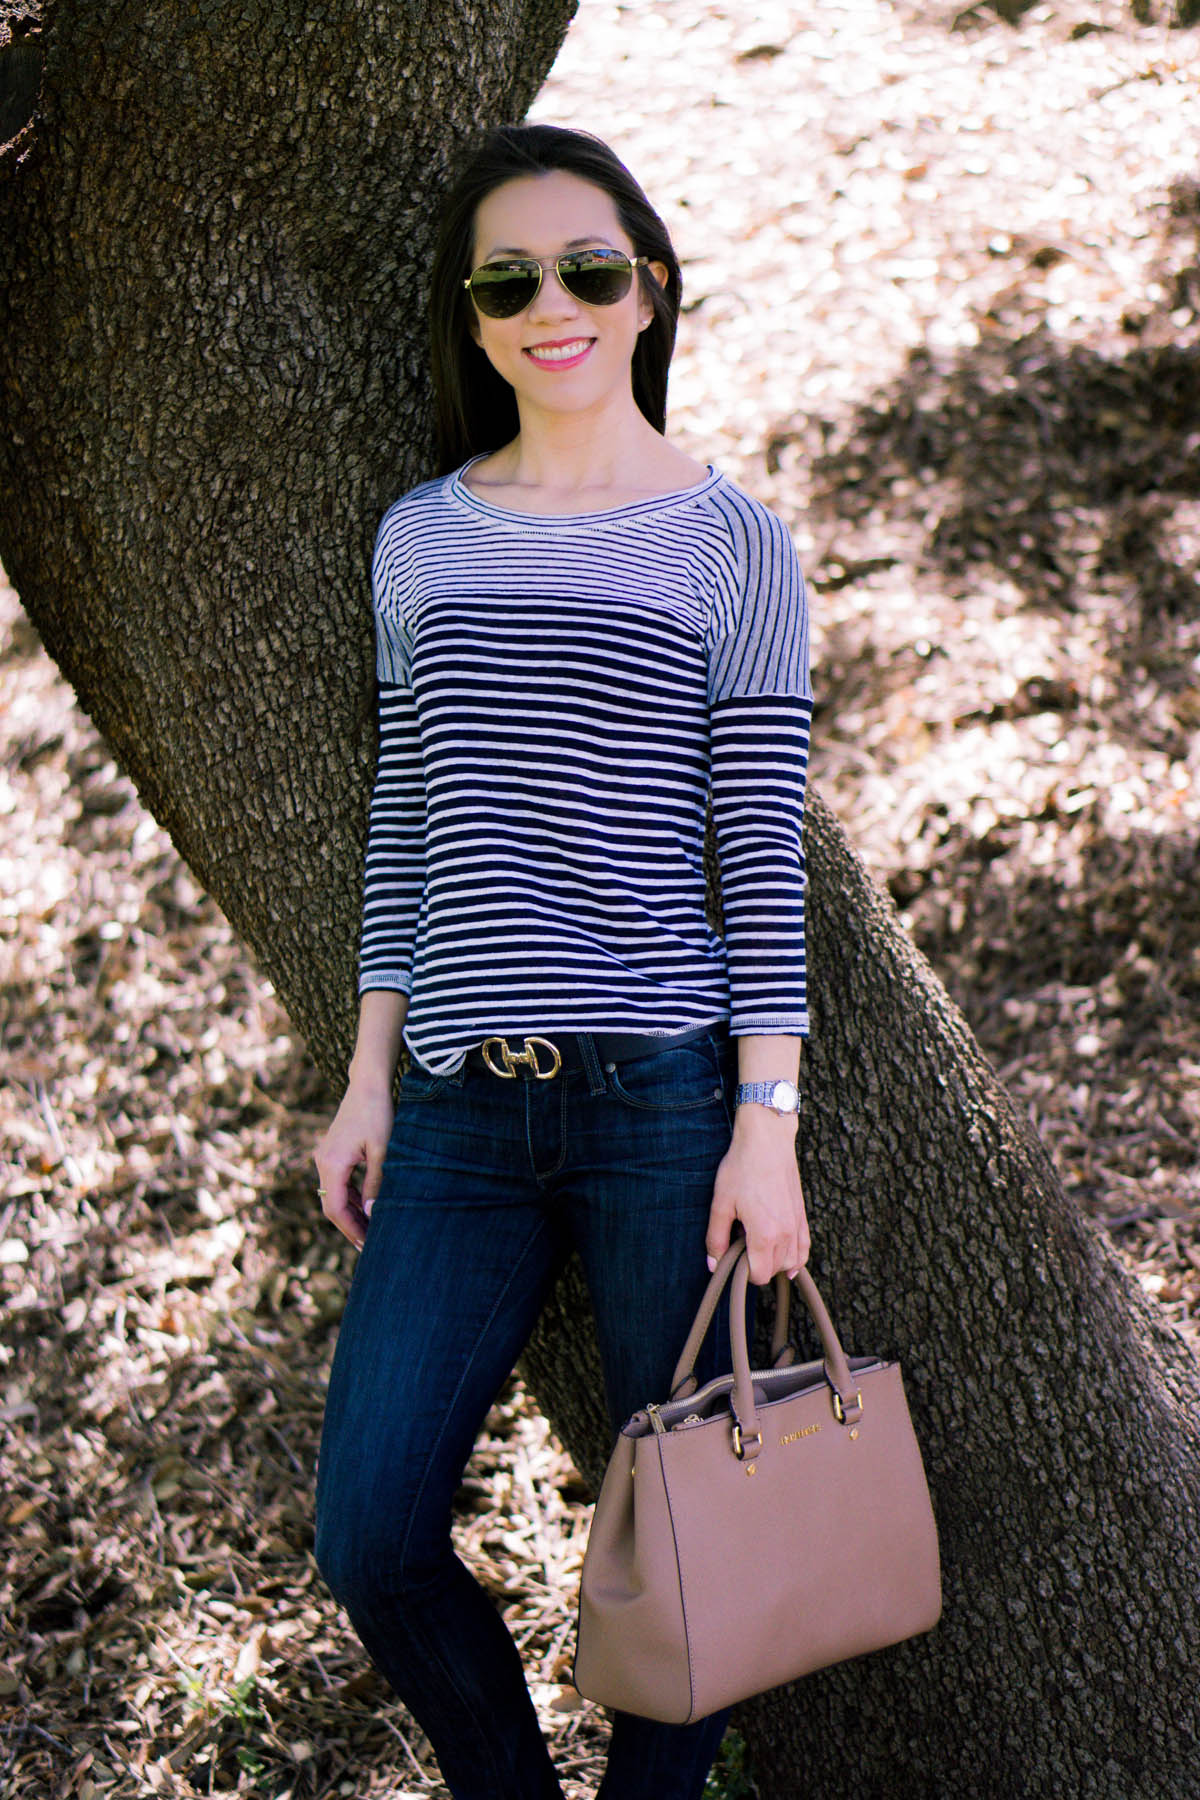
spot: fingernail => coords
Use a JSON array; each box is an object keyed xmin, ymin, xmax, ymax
[{"xmin": 706, "ymin": 1255, "xmax": 717, "ymax": 1273}]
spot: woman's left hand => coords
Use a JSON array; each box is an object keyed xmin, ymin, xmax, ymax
[{"xmin": 706, "ymin": 1108, "xmax": 809, "ymax": 1286}]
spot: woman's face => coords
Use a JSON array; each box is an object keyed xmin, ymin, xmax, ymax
[{"xmin": 467, "ymin": 170, "xmax": 663, "ymax": 422}]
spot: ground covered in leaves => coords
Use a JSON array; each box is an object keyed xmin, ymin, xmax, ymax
[{"xmin": 3, "ymin": 2, "xmax": 1199, "ymax": 1797}]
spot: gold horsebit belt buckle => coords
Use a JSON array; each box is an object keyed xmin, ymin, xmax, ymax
[{"xmin": 480, "ymin": 1035, "xmax": 563, "ymax": 1080}]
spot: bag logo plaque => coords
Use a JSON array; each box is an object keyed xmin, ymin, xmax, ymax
[{"xmin": 779, "ymin": 1424, "xmax": 822, "ymax": 1446}]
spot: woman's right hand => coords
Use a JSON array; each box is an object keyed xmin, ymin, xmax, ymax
[
  {"xmin": 313, "ymin": 1079, "xmax": 395, "ymax": 1249},
  {"xmin": 316, "ymin": 991, "xmax": 409, "ymax": 1246}
]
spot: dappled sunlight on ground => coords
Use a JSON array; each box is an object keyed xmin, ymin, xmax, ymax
[{"xmin": 4, "ymin": 2, "xmax": 1200, "ymax": 1794}]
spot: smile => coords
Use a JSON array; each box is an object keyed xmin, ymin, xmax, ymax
[{"xmin": 524, "ymin": 339, "xmax": 595, "ymax": 368}]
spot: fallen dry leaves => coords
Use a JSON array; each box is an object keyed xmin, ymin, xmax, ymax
[{"xmin": 4, "ymin": 2, "xmax": 1200, "ymax": 1797}]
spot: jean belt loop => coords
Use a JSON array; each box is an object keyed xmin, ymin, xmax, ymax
[{"xmin": 576, "ymin": 1032, "xmax": 607, "ymax": 1096}]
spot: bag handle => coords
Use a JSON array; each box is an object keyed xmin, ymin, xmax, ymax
[
  {"xmin": 669, "ymin": 1240, "xmax": 790, "ymax": 1398},
  {"xmin": 670, "ymin": 1242, "xmax": 864, "ymax": 1453}
]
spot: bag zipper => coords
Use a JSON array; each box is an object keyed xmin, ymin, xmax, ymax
[{"xmin": 649, "ymin": 1360, "xmax": 887, "ymax": 1431}]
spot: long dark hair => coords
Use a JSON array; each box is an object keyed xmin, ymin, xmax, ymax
[{"xmin": 428, "ymin": 124, "xmax": 683, "ymax": 476}]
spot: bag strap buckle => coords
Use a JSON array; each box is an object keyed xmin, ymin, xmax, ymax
[
  {"xmin": 731, "ymin": 1422, "xmax": 762, "ymax": 1461},
  {"xmin": 832, "ymin": 1388, "xmax": 864, "ymax": 1426}
]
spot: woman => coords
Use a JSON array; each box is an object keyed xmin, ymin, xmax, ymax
[{"xmin": 313, "ymin": 123, "xmax": 813, "ymax": 1800}]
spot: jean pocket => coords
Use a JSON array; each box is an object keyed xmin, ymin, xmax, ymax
[
  {"xmin": 398, "ymin": 1062, "xmax": 451, "ymax": 1102},
  {"xmin": 606, "ymin": 1036, "xmax": 729, "ymax": 1114}
]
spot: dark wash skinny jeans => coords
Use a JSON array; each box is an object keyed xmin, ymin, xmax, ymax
[{"xmin": 314, "ymin": 1026, "xmax": 745, "ymax": 1800}]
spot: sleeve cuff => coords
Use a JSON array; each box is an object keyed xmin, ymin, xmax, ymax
[
  {"xmin": 358, "ymin": 971, "xmax": 414, "ymax": 997},
  {"xmin": 730, "ymin": 1012, "xmax": 810, "ymax": 1036}
]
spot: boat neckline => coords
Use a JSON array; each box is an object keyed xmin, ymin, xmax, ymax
[{"xmin": 446, "ymin": 456, "xmax": 725, "ymax": 527}]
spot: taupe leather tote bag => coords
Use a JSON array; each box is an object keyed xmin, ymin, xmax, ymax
[{"xmin": 574, "ymin": 1241, "xmax": 941, "ymax": 1724}]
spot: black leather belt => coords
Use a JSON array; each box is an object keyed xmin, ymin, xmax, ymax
[{"xmin": 464, "ymin": 1023, "xmax": 725, "ymax": 1080}]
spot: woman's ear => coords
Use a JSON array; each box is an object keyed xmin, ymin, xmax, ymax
[{"xmin": 639, "ymin": 259, "xmax": 670, "ymax": 329}]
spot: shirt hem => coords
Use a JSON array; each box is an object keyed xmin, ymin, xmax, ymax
[{"xmin": 402, "ymin": 1013, "xmax": 734, "ymax": 1078}]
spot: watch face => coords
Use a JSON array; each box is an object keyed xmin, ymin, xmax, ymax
[{"xmin": 770, "ymin": 1080, "xmax": 799, "ymax": 1112}]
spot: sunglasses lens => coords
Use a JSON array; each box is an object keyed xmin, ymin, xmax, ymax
[
  {"xmin": 467, "ymin": 251, "xmax": 638, "ymax": 318},
  {"xmin": 469, "ymin": 260, "xmax": 542, "ymax": 318},
  {"xmin": 559, "ymin": 251, "xmax": 635, "ymax": 307}
]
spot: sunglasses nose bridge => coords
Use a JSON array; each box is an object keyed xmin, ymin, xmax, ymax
[{"xmin": 528, "ymin": 257, "xmax": 583, "ymax": 316}]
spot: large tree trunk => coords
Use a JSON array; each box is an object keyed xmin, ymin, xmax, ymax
[
  {"xmin": 526, "ymin": 789, "xmax": 1200, "ymax": 1799},
  {"xmin": 0, "ymin": 0, "xmax": 577, "ymax": 1077},
  {"xmin": 3, "ymin": 7, "xmax": 1199, "ymax": 1798},
  {"xmin": 749, "ymin": 794, "xmax": 1200, "ymax": 1797}
]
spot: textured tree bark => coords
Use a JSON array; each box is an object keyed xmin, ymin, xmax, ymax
[
  {"xmin": 3, "ymin": 7, "xmax": 1200, "ymax": 1798},
  {"xmin": 0, "ymin": 0, "xmax": 577, "ymax": 1078},
  {"xmin": 525, "ymin": 791, "xmax": 1200, "ymax": 1799},
  {"xmin": 740, "ymin": 793, "xmax": 1200, "ymax": 1799}
]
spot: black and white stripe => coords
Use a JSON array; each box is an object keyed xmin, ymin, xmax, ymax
[{"xmin": 358, "ymin": 462, "xmax": 812, "ymax": 1075}]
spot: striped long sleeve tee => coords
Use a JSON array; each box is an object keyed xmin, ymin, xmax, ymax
[{"xmin": 358, "ymin": 460, "xmax": 813, "ymax": 1077}]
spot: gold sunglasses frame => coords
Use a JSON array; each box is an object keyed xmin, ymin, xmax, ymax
[{"xmin": 462, "ymin": 251, "xmax": 648, "ymax": 317}]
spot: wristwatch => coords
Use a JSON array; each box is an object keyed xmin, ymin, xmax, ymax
[{"xmin": 735, "ymin": 1079, "xmax": 801, "ymax": 1116}]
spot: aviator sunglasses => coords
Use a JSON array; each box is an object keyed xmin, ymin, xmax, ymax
[{"xmin": 463, "ymin": 248, "xmax": 648, "ymax": 320}]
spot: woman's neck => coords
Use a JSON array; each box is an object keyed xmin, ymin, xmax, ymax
[{"xmin": 468, "ymin": 400, "xmax": 709, "ymax": 511}]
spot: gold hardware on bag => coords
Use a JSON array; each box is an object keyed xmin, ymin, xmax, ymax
[
  {"xmin": 833, "ymin": 1389, "xmax": 864, "ymax": 1425},
  {"xmin": 574, "ymin": 1241, "xmax": 942, "ymax": 1727},
  {"xmin": 480, "ymin": 1036, "xmax": 563, "ymax": 1079},
  {"xmin": 731, "ymin": 1423, "xmax": 762, "ymax": 1460},
  {"xmin": 780, "ymin": 1424, "xmax": 822, "ymax": 1446},
  {"xmin": 647, "ymin": 1403, "xmax": 666, "ymax": 1436}
]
